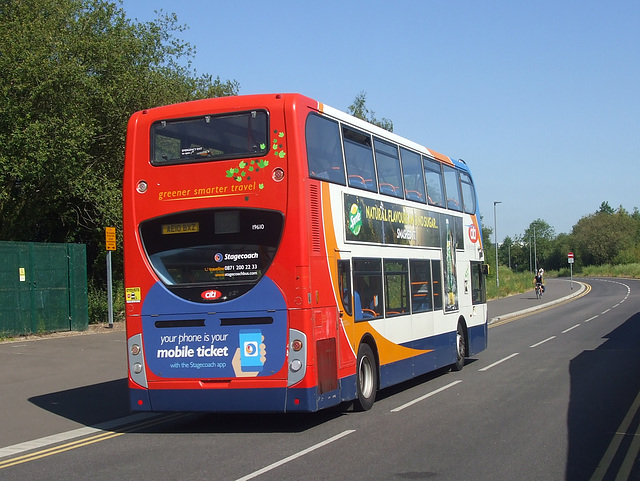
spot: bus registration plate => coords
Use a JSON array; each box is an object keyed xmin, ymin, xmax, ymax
[{"xmin": 161, "ymin": 222, "xmax": 200, "ymax": 235}]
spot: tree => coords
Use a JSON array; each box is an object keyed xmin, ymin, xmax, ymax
[
  {"xmin": 572, "ymin": 208, "xmax": 638, "ymax": 265},
  {"xmin": 348, "ymin": 91, "xmax": 394, "ymax": 132},
  {"xmin": 597, "ymin": 201, "xmax": 614, "ymax": 215},
  {"xmin": 0, "ymin": 0, "xmax": 238, "ymax": 283},
  {"xmin": 547, "ymin": 232, "xmax": 574, "ymax": 270},
  {"xmin": 523, "ymin": 219, "xmax": 555, "ymax": 271}
]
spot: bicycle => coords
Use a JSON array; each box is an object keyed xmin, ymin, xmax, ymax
[{"xmin": 535, "ymin": 282, "xmax": 544, "ymax": 299}]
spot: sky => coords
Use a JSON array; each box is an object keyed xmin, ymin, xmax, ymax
[{"xmin": 120, "ymin": 0, "xmax": 640, "ymax": 242}]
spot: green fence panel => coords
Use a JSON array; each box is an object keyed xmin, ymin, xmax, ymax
[
  {"xmin": 68, "ymin": 243, "xmax": 88, "ymax": 332},
  {"xmin": 0, "ymin": 241, "xmax": 88, "ymax": 336}
]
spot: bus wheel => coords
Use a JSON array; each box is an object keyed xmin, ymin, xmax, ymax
[
  {"xmin": 452, "ymin": 322, "xmax": 466, "ymax": 372},
  {"xmin": 355, "ymin": 343, "xmax": 377, "ymax": 411}
]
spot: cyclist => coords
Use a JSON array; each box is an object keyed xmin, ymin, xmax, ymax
[{"xmin": 534, "ymin": 268, "xmax": 544, "ymax": 298}]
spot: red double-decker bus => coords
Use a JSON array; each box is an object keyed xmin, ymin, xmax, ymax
[{"xmin": 124, "ymin": 93, "xmax": 487, "ymax": 412}]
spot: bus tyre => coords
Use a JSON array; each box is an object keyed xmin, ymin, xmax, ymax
[
  {"xmin": 452, "ymin": 322, "xmax": 466, "ymax": 372},
  {"xmin": 355, "ymin": 343, "xmax": 377, "ymax": 411}
]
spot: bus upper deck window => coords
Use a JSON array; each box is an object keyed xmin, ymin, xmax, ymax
[
  {"xmin": 374, "ymin": 138, "xmax": 403, "ymax": 198},
  {"xmin": 343, "ymin": 127, "xmax": 377, "ymax": 193},
  {"xmin": 306, "ymin": 114, "xmax": 346, "ymax": 185},
  {"xmin": 151, "ymin": 111, "xmax": 268, "ymax": 165}
]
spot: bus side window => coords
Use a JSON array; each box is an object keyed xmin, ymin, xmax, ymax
[
  {"xmin": 374, "ymin": 138, "xmax": 403, "ymax": 198},
  {"xmin": 443, "ymin": 165, "xmax": 462, "ymax": 211},
  {"xmin": 384, "ymin": 259, "xmax": 409, "ymax": 316},
  {"xmin": 343, "ymin": 127, "xmax": 377, "ymax": 193},
  {"xmin": 431, "ymin": 260, "xmax": 443, "ymax": 310},
  {"xmin": 471, "ymin": 261, "xmax": 486, "ymax": 305},
  {"xmin": 338, "ymin": 260, "xmax": 352, "ymax": 316},
  {"xmin": 306, "ymin": 114, "xmax": 346, "ymax": 185},
  {"xmin": 353, "ymin": 258, "xmax": 383, "ymax": 321},
  {"xmin": 460, "ymin": 172, "xmax": 476, "ymax": 215},
  {"xmin": 410, "ymin": 259, "xmax": 432, "ymax": 313},
  {"xmin": 401, "ymin": 148, "xmax": 426, "ymax": 203},
  {"xmin": 423, "ymin": 158, "xmax": 444, "ymax": 207}
]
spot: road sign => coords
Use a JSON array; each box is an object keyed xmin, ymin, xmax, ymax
[
  {"xmin": 568, "ymin": 252, "xmax": 574, "ymax": 264},
  {"xmin": 105, "ymin": 227, "xmax": 116, "ymax": 251}
]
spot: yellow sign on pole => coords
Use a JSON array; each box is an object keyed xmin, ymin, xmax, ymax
[{"xmin": 105, "ymin": 227, "xmax": 116, "ymax": 251}]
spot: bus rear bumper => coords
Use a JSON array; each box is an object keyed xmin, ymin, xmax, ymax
[{"xmin": 129, "ymin": 385, "xmax": 345, "ymax": 413}]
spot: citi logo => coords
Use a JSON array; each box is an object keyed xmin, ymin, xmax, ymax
[{"xmin": 201, "ymin": 289, "xmax": 222, "ymax": 300}]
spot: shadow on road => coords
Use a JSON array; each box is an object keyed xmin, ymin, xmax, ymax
[
  {"xmin": 29, "ymin": 378, "xmax": 130, "ymax": 427},
  {"xmin": 566, "ymin": 311, "xmax": 640, "ymax": 480},
  {"xmin": 27, "ymin": 377, "xmax": 346, "ymax": 434}
]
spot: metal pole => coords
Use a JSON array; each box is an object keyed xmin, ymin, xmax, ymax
[
  {"xmin": 493, "ymin": 201, "xmax": 501, "ymax": 288},
  {"xmin": 534, "ymin": 226, "xmax": 538, "ymax": 271},
  {"xmin": 107, "ymin": 250, "xmax": 114, "ymax": 328},
  {"xmin": 569, "ymin": 262, "xmax": 573, "ymax": 290}
]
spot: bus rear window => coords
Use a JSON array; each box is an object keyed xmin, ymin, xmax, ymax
[
  {"xmin": 139, "ymin": 208, "xmax": 283, "ymax": 302},
  {"xmin": 151, "ymin": 110, "xmax": 268, "ymax": 165}
]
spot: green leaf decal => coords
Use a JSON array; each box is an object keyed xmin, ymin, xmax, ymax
[{"xmin": 259, "ymin": 183, "xmax": 264, "ymax": 190}]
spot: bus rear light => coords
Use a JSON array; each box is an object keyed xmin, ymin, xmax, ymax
[
  {"xmin": 288, "ymin": 329, "xmax": 307, "ymax": 386},
  {"xmin": 128, "ymin": 334, "xmax": 148, "ymax": 388},
  {"xmin": 136, "ymin": 180, "xmax": 148, "ymax": 193},
  {"xmin": 272, "ymin": 168, "xmax": 285, "ymax": 182}
]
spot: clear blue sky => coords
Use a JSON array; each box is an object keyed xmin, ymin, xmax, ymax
[{"xmin": 120, "ymin": 0, "xmax": 639, "ymax": 242}]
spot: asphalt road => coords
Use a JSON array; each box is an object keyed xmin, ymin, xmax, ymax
[{"xmin": 1, "ymin": 277, "xmax": 639, "ymax": 480}]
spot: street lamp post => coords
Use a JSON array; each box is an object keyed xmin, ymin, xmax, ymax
[
  {"xmin": 533, "ymin": 225, "xmax": 538, "ymax": 272},
  {"xmin": 494, "ymin": 201, "xmax": 501, "ymax": 288}
]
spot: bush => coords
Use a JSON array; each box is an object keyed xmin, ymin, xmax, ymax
[
  {"xmin": 581, "ymin": 263, "xmax": 640, "ymax": 279},
  {"xmin": 87, "ymin": 280, "xmax": 125, "ymax": 324}
]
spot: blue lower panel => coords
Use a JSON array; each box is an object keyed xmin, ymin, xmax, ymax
[
  {"xmin": 130, "ymin": 385, "xmax": 344, "ymax": 413},
  {"xmin": 129, "ymin": 324, "xmax": 488, "ymax": 413},
  {"xmin": 137, "ymin": 387, "xmax": 287, "ymax": 413},
  {"xmin": 380, "ymin": 347, "xmax": 455, "ymax": 389},
  {"xmin": 468, "ymin": 323, "xmax": 488, "ymax": 356}
]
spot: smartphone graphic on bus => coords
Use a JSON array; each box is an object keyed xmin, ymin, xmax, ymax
[{"xmin": 239, "ymin": 329, "xmax": 264, "ymax": 372}]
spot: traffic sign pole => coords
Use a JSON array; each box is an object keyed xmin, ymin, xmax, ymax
[
  {"xmin": 568, "ymin": 252, "xmax": 574, "ymax": 290},
  {"xmin": 107, "ymin": 251, "xmax": 113, "ymax": 327},
  {"xmin": 105, "ymin": 227, "xmax": 117, "ymax": 328}
]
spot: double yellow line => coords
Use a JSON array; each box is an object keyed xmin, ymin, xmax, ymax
[{"xmin": 0, "ymin": 413, "xmax": 186, "ymax": 469}]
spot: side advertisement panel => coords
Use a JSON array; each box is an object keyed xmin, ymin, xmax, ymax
[{"xmin": 344, "ymin": 193, "xmax": 461, "ymax": 311}]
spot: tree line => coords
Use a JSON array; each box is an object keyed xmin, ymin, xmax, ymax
[
  {"xmin": 483, "ymin": 201, "xmax": 640, "ymax": 275},
  {"xmin": 0, "ymin": 0, "xmax": 238, "ymax": 286}
]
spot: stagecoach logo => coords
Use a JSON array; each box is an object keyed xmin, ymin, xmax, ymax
[
  {"xmin": 214, "ymin": 253, "xmax": 223, "ymax": 262},
  {"xmin": 348, "ymin": 203, "xmax": 362, "ymax": 236},
  {"xmin": 468, "ymin": 224, "xmax": 478, "ymax": 243}
]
